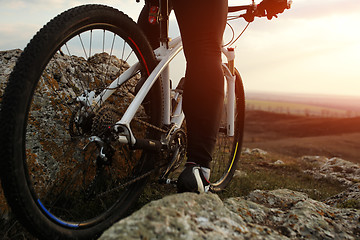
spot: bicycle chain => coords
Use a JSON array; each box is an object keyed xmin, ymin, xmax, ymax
[
  {"xmin": 133, "ymin": 116, "xmax": 168, "ymax": 133},
  {"xmin": 92, "ymin": 104, "xmax": 167, "ymax": 135},
  {"xmin": 96, "ymin": 169, "xmax": 154, "ymax": 198},
  {"xmin": 91, "ymin": 108, "xmax": 168, "ymax": 199}
]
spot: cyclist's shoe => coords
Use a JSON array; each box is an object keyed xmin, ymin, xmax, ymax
[{"xmin": 177, "ymin": 162, "xmax": 210, "ymax": 193}]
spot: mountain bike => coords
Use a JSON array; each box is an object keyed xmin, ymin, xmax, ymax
[{"xmin": 0, "ymin": 0, "xmax": 290, "ymax": 239}]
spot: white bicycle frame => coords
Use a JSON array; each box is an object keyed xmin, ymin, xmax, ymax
[{"xmin": 80, "ymin": 36, "xmax": 237, "ymax": 147}]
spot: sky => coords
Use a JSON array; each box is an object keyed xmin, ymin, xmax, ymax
[{"xmin": 0, "ymin": 0, "xmax": 360, "ymax": 97}]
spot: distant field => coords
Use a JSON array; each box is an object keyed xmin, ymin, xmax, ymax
[
  {"xmin": 243, "ymin": 110, "xmax": 360, "ymax": 164},
  {"xmin": 245, "ymin": 99, "xmax": 360, "ymax": 118}
]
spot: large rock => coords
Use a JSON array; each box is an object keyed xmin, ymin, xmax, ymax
[
  {"xmin": 325, "ymin": 183, "xmax": 360, "ymax": 209},
  {"xmin": 301, "ymin": 156, "xmax": 360, "ymax": 186},
  {"xmin": 100, "ymin": 189, "xmax": 360, "ymax": 240},
  {"xmin": 0, "ymin": 49, "xmax": 22, "ymax": 99}
]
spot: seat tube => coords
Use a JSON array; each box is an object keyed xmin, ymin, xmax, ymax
[
  {"xmin": 159, "ymin": 0, "xmax": 171, "ymax": 125},
  {"xmin": 162, "ymin": 66, "xmax": 171, "ymax": 125}
]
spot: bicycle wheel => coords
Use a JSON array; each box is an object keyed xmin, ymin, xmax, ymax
[
  {"xmin": 209, "ymin": 67, "xmax": 245, "ymax": 191},
  {"xmin": 0, "ymin": 4, "xmax": 163, "ymax": 240}
]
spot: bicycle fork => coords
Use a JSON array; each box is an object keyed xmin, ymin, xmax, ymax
[{"xmin": 223, "ymin": 47, "xmax": 236, "ymax": 137}]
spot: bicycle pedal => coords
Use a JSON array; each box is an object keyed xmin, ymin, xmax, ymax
[
  {"xmin": 158, "ymin": 178, "xmax": 177, "ymax": 185},
  {"xmin": 166, "ymin": 179, "xmax": 178, "ymax": 185}
]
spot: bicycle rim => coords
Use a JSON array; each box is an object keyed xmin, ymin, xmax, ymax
[{"xmin": 209, "ymin": 68, "xmax": 245, "ymax": 191}]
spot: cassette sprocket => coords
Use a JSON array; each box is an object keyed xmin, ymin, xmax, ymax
[{"xmin": 92, "ymin": 105, "xmax": 122, "ymax": 137}]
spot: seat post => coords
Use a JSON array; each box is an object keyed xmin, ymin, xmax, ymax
[{"xmin": 159, "ymin": 0, "xmax": 169, "ymax": 48}]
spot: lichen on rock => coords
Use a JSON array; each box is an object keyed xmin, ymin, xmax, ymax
[{"xmin": 100, "ymin": 190, "xmax": 360, "ymax": 240}]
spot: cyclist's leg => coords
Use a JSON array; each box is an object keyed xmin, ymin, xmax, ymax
[{"xmin": 173, "ymin": 0, "xmax": 228, "ymax": 169}]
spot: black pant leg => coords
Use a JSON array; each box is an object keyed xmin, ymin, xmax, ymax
[{"xmin": 173, "ymin": 0, "xmax": 228, "ymax": 168}]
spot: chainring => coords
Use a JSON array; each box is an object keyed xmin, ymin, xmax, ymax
[{"xmin": 159, "ymin": 128, "xmax": 187, "ymax": 180}]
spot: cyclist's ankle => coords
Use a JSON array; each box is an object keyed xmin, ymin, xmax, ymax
[
  {"xmin": 200, "ymin": 166, "xmax": 210, "ymax": 180},
  {"xmin": 185, "ymin": 161, "xmax": 210, "ymax": 180},
  {"xmin": 177, "ymin": 163, "xmax": 210, "ymax": 193}
]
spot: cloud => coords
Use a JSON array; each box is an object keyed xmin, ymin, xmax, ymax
[
  {"xmin": 0, "ymin": 0, "xmax": 142, "ymax": 17},
  {"xmin": 0, "ymin": 23, "xmax": 39, "ymax": 50},
  {"xmin": 0, "ymin": 0, "xmax": 66, "ymax": 9}
]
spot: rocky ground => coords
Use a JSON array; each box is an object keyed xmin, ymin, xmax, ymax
[
  {"xmin": 99, "ymin": 148, "xmax": 360, "ymax": 240},
  {"xmin": 0, "ymin": 49, "xmax": 22, "ymax": 101},
  {"xmin": 99, "ymin": 188, "xmax": 360, "ymax": 240}
]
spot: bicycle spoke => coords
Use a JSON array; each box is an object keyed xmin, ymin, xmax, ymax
[
  {"xmin": 78, "ymin": 34, "xmax": 89, "ymax": 60},
  {"xmin": 89, "ymin": 30, "xmax": 93, "ymax": 59}
]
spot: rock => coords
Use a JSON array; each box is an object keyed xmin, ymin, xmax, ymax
[
  {"xmin": 0, "ymin": 49, "xmax": 22, "ymax": 99},
  {"xmin": 99, "ymin": 192, "xmax": 286, "ymax": 240},
  {"xmin": 302, "ymin": 156, "xmax": 360, "ymax": 186},
  {"xmin": 251, "ymin": 148, "xmax": 268, "ymax": 155},
  {"xmin": 0, "ymin": 48, "xmax": 135, "ymax": 185},
  {"xmin": 242, "ymin": 148, "xmax": 252, "ymax": 155},
  {"xmin": 324, "ymin": 183, "xmax": 360, "ymax": 209},
  {"xmin": 100, "ymin": 190, "xmax": 360, "ymax": 240},
  {"xmin": 273, "ymin": 160, "xmax": 285, "ymax": 165},
  {"xmin": 241, "ymin": 189, "xmax": 360, "ymax": 239},
  {"xmin": 0, "ymin": 49, "xmax": 136, "ymax": 220},
  {"xmin": 233, "ymin": 170, "xmax": 247, "ymax": 178},
  {"xmin": 300, "ymin": 155, "xmax": 328, "ymax": 165}
]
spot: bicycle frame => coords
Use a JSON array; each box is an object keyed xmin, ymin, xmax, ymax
[
  {"xmin": 88, "ymin": 40, "xmax": 237, "ymax": 147},
  {"xmin": 80, "ymin": 0, "xmax": 237, "ymax": 147}
]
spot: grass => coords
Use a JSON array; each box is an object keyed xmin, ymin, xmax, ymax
[
  {"xmin": 217, "ymin": 151, "xmax": 347, "ymax": 201},
  {"xmin": 135, "ymin": 150, "xmax": 348, "ymax": 206}
]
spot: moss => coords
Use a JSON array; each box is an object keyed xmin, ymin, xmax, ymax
[
  {"xmin": 337, "ymin": 199, "xmax": 360, "ymax": 209},
  {"xmin": 218, "ymin": 152, "xmax": 347, "ymax": 201}
]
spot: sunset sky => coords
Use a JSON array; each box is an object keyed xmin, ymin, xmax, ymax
[{"xmin": 0, "ymin": 0, "xmax": 359, "ymax": 97}]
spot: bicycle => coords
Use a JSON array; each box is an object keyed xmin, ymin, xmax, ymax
[{"xmin": 0, "ymin": 0, "xmax": 290, "ymax": 239}]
